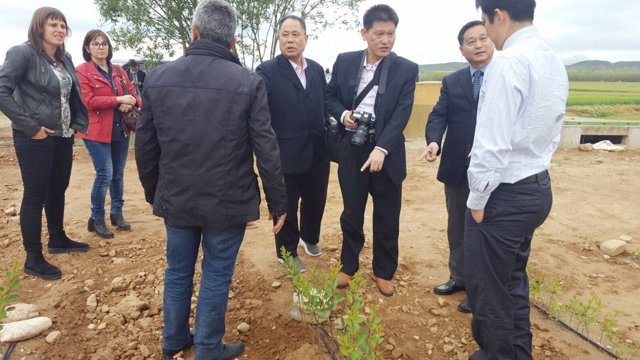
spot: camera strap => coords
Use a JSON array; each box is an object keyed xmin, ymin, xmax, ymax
[{"xmin": 352, "ymin": 52, "xmax": 385, "ymax": 110}]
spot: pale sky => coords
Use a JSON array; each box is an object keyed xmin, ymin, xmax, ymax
[{"xmin": 1, "ymin": 0, "xmax": 639, "ymax": 70}]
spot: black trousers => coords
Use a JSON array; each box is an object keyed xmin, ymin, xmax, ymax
[
  {"xmin": 464, "ymin": 176, "xmax": 552, "ymax": 360},
  {"xmin": 444, "ymin": 184, "xmax": 470, "ymax": 286},
  {"xmin": 274, "ymin": 156, "xmax": 330, "ymax": 258},
  {"xmin": 13, "ymin": 130, "xmax": 74, "ymax": 253},
  {"xmin": 338, "ymin": 141, "xmax": 401, "ymax": 280}
]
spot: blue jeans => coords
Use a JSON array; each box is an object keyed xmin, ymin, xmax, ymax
[
  {"xmin": 83, "ymin": 138, "xmax": 129, "ymax": 221},
  {"xmin": 163, "ymin": 220, "xmax": 246, "ymax": 360}
]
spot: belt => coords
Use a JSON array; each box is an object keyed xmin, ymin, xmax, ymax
[{"xmin": 513, "ymin": 170, "xmax": 549, "ymax": 185}]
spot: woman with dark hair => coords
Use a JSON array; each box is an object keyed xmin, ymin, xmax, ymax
[
  {"xmin": 0, "ymin": 7, "xmax": 90, "ymax": 280},
  {"xmin": 75, "ymin": 30, "xmax": 139, "ymax": 238}
]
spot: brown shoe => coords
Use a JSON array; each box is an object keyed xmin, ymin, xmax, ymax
[
  {"xmin": 373, "ymin": 276, "xmax": 395, "ymax": 297},
  {"xmin": 337, "ymin": 272, "xmax": 353, "ymax": 289}
]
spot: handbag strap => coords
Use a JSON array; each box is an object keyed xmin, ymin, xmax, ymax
[{"xmin": 114, "ymin": 66, "xmax": 132, "ymax": 96}]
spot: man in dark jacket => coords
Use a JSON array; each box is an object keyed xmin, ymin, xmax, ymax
[
  {"xmin": 420, "ymin": 20, "xmax": 494, "ymax": 314},
  {"xmin": 125, "ymin": 59, "xmax": 146, "ymax": 96},
  {"xmin": 134, "ymin": 1, "xmax": 287, "ymax": 359},
  {"xmin": 326, "ymin": 4, "xmax": 418, "ymax": 297},
  {"xmin": 256, "ymin": 15, "xmax": 329, "ymax": 271}
]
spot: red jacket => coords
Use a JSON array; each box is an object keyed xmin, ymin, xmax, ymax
[{"xmin": 75, "ymin": 60, "xmax": 140, "ymax": 142}]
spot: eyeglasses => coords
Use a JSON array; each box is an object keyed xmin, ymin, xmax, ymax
[{"xmin": 90, "ymin": 42, "xmax": 109, "ymax": 49}]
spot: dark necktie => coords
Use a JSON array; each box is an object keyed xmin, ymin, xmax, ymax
[{"xmin": 472, "ymin": 70, "xmax": 483, "ymax": 100}]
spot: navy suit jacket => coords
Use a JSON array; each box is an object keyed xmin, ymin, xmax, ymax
[
  {"xmin": 425, "ymin": 66, "xmax": 477, "ymax": 188},
  {"xmin": 256, "ymin": 55, "xmax": 328, "ymax": 174},
  {"xmin": 326, "ymin": 50, "xmax": 418, "ymax": 185}
]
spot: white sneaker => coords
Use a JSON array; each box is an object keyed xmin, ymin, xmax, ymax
[{"xmin": 299, "ymin": 238, "xmax": 322, "ymax": 257}]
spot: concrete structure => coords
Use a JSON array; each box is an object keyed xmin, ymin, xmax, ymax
[
  {"xmin": 405, "ymin": 83, "xmax": 640, "ymax": 149},
  {"xmin": 560, "ymin": 117, "xmax": 640, "ymax": 149}
]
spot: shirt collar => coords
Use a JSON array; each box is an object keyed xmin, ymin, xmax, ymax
[
  {"xmin": 288, "ymin": 57, "xmax": 307, "ymax": 71},
  {"xmin": 470, "ymin": 60, "xmax": 491, "ymax": 76},
  {"xmin": 362, "ymin": 54, "xmax": 382, "ymax": 71},
  {"xmin": 503, "ymin": 25, "xmax": 538, "ymax": 50}
]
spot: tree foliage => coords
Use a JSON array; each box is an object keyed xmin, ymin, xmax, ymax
[{"xmin": 94, "ymin": 0, "xmax": 363, "ymax": 67}]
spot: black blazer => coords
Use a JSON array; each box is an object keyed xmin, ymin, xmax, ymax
[
  {"xmin": 326, "ymin": 50, "xmax": 418, "ymax": 185},
  {"xmin": 425, "ymin": 66, "xmax": 478, "ymax": 188},
  {"xmin": 256, "ymin": 55, "xmax": 328, "ymax": 174}
]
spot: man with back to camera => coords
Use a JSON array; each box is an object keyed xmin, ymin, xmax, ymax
[
  {"xmin": 465, "ymin": 0, "xmax": 568, "ymax": 359},
  {"xmin": 420, "ymin": 20, "xmax": 494, "ymax": 314},
  {"xmin": 256, "ymin": 15, "xmax": 329, "ymax": 272},
  {"xmin": 326, "ymin": 4, "xmax": 418, "ymax": 297},
  {"xmin": 134, "ymin": 1, "xmax": 287, "ymax": 359}
]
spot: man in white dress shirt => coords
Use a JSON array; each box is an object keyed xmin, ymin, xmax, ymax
[{"xmin": 465, "ymin": 1, "xmax": 568, "ymax": 359}]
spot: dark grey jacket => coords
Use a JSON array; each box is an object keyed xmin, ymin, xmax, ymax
[
  {"xmin": 0, "ymin": 43, "xmax": 88, "ymax": 137},
  {"xmin": 135, "ymin": 40, "xmax": 287, "ymax": 229}
]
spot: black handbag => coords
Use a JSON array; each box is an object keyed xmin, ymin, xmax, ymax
[{"xmin": 114, "ymin": 66, "xmax": 140, "ymax": 132}]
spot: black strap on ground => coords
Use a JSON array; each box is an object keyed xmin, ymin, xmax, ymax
[{"xmin": 1, "ymin": 343, "xmax": 16, "ymax": 360}]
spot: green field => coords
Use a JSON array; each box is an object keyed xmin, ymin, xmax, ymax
[{"xmin": 567, "ymin": 81, "xmax": 640, "ymax": 106}]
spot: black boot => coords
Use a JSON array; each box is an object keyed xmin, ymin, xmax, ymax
[
  {"xmin": 48, "ymin": 231, "xmax": 90, "ymax": 254},
  {"xmin": 110, "ymin": 213, "xmax": 131, "ymax": 230},
  {"xmin": 88, "ymin": 218, "xmax": 114, "ymax": 238},
  {"xmin": 24, "ymin": 252, "xmax": 62, "ymax": 280}
]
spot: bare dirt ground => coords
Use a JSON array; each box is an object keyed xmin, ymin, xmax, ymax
[{"xmin": 1, "ymin": 115, "xmax": 639, "ymax": 360}]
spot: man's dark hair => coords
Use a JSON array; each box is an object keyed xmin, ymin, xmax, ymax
[
  {"xmin": 475, "ymin": 0, "xmax": 536, "ymax": 23},
  {"xmin": 278, "ymin": 15, "xmax": 306, "ymax": 34},
  {"xmin": 457, "ymin": 20, "xmax": 484, "ymax": 45},
  {"xmin": 363, "ymin": 4, "xmax": 399, "ymax": 30}
]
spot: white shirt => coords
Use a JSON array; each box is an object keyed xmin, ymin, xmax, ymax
[
  {"xmin": 288, "ymin": 58, "xmax": 307, "ymax": 89},
  {"xmin": 341, "ymin": 55, "xmax": 388, "ymax": 154},
  {"xmin": 466, "ymin": 26, "xmax": 569, "ymax": 210}
]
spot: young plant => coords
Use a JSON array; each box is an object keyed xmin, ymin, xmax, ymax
[
  {"xmin": 0, "ymin": 262, "xmax": 21, "ymax": 330},
  {"xmin": 336, "ymin": 273, "xmax": 383, "ymax": 360},
  {"xmin": 575, "ymin": 292, "xmax": 602, "ymax": 337},
  {"xmin": 600, "ymin": 310, "xmax": 620, "ymax": 349},
  {"xmin": 281, "ymin": 247, "xmax": 344, "ymax": 325}
]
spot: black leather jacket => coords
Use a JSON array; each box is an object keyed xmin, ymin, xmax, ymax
[{"xmin": 0, "ymin": 43, "xmax": 88, "ymax": 137}]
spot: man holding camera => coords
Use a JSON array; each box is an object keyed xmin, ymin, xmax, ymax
[
  {"xmin": 256, "ymin": 15, "xmax": 329, "ymax": 271},
  {"xmin": 326, "ymin": 4, "xmax": 418, "ymax": 296}
]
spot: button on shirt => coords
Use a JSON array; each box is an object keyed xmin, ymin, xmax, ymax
[
  {"xmin": 466, "ymin": 26, "xmax": 569, "ymax": 210},
  {"xmin": 288, "ymin": 58, "xmax": 307, "ymax": 89}
]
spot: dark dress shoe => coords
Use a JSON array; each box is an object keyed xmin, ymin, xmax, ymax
[
  {"xmin": 434, "ymin": 279, "xmax": 465, "ymax": 295},
  {"xmin": 24, "ymin": 252, "xmax": 62, "ymax": 280},
  {"xmin": 88, "ymin": 218, "xmax": 114, "ymax": 238},
  {"xmin": 458, "ymin": 297, "xmax": 472, "ymax": 313},
  {"xmin": 211, "ymin": 341, "xmax": 245, "ymax": 360},
  {"xmin": 162, "ymin": 332, "xmax": 194, "ymax": 360},
  {"xmin": 110, "ymin": 213, "xmax": 131, "ymax": 230},
  {"xmin": 48, "ymin": 232, "xmax": 90, "ymax": 254}
]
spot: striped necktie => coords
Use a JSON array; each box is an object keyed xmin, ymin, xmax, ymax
[{"xmin": 472, "ymin": 70, "xmax": 483, "ymax": 100}]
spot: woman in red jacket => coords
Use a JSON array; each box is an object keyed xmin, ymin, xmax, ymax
[{"xmin": 76, "ymin": 29, "xmax": 139, "ymax": 238}]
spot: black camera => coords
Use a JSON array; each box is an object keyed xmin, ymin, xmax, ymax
[
  {"xmin": 350, "ymin": 111, "xmax": 376, "ymax": 147},
  {"xmin": 325, "ymin": 115, "xmax": 341, "ymax": 138}
]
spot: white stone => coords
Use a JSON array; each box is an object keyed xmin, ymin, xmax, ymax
[
  {"xmin": 3, "ymin": 206, "xmax": 17, "ymax": 216},
  {"xmin": 619, "ymin": 235, "xmax": 632, "ymax": 242},
  {"xmin": 600, "ymin": 239, "xmax": 627, "ymax": 257},
  {"xmin": 45, "ymin": 331, "xmax": 61, "ymax": 344},
  {"xmin": 271, "ymin": 281, "xmax": 282, "ymax": 289},
  {"xmin": 1, "ymin": 303, "xmax": 39, "ymax": 323},
  {"xmin": 0, "ymin": 317, "xmax": 52, "ymax": 343},
  {"xmin": 236, "ymin": 322, "xmax": 250, "ymax": 333},
  {"xmin": 86, "ymin": 294, "xmax": 98, "ymax": 310}
]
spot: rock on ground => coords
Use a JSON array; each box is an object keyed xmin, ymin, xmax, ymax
[
  {"xmin": 1, "ymin": 303, "xmax": 39, "ymax": 323},
  {"xmin": 0, "ymin": 316, "xmax": 52, "ymax": 343},
  {"xmin": 600, "ymin": 239, "xmax": 627, "ymax": 256}
]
